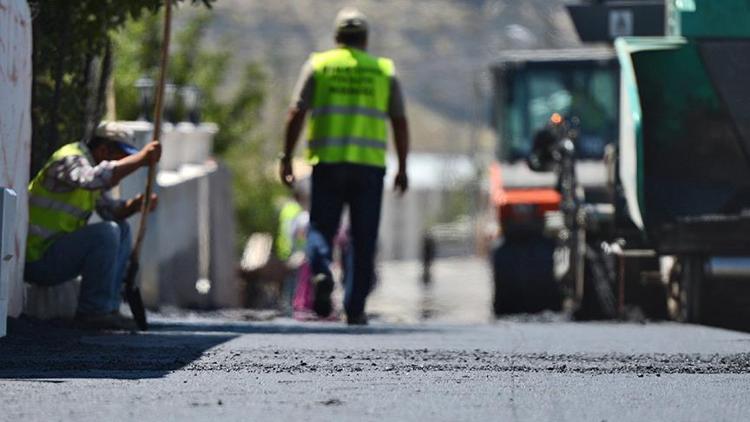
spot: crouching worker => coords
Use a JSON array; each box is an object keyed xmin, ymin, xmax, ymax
[{"xmin": 24, "ymin": 122, "xmax": 161, "ymax": 330}]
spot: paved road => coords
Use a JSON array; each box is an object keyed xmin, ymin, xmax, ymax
[
  {"xmin": 368, "ymin": 257, "xmax": 494, "ymax": 324},
  {"xmin": 2, "ymin": 258, "xmax": 750, "ymax": 421}
]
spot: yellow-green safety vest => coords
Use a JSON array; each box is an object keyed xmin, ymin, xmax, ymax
[
  {"xmin": 307, "ymin": 47, "xmax": 394, "ymax": 168},
  {"xmin": 275, "ymin": 201, "xmax": 303, "ymax": 261},
  {"xmin": 26, "ymin": 142, "xmax": 100, "ymax": 262}
]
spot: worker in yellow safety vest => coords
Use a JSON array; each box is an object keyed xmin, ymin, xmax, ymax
[
  {"xmin": 280, "ymin": 7, "xmax": 410, "ymax": 325},
  {"xmin": 24, "ymin": 122, "xmax": 161, "ymax": 330},
  {"xmin": 275, "ymin": 179, "xmax": 310, "ymax": 263},
  {"xmin": 275, "ymin": 179, "xmax": 311, "ymax": 314}
]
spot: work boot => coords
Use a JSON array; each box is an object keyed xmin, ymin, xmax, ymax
[
  {"xmin": 346, "ymin": 313, "xmax": 368, "ymax": 326},
  {"xmin": 74, "ymin": 312, "xmax": 137, "ymax": 331},
  {"xmin": 312, "ymin": 272, "xmax": 334, "ymax": 317}
]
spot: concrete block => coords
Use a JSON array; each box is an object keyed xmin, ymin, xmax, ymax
[
  {"xmin": 197, "ymin": 123, "xmax": 217, "ymax": 162},
  {"xmin": 161, "ymin": 123, "xmax": 218, "ymax": 169},
  {"xmin": 160, "ymin": 124, "xmax": 182, "ymax": 171},
  {"xmin": 0, "ymin": 189, "xmax": 17, "ymax": 301},
  {"xmin": 156, "ymin": 165, "xmax": 210, "ymax": 308},
  {"xmin": 176, "ymin": 123, "xmax": 197, "ymax": 164},
  {"xmin": 184, "ymin": 123, "xmax": 217, "ymax": 164},
  {"xmin": 0, "ymin": 188, "xmax": 18, "ymax": 337},
  {"xmin": 106, "ymin": 121, "xmax": 227, "ymax": 310},
  {"xmin": 133, "ymin": 210, "xmax": 161, "ymax": 309},
  {"xmin": 23, "ymin": 279, "xmax": 80, "ymax": 320},
  {"xmin": 209, "ymin": 163, "xmax": 241, "ymax": 308}
]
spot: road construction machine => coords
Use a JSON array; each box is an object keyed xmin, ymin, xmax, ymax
[
  {"xmin": 488, "ymin": 48, "xmax": 620, "ymax": 316},
  {"xmin": 612, "ymin": 0, "xmax": 750, "ymax": 328},
  {"xmin": 491, "ymin": 0, "xmax": 750, "ymax": 329}
]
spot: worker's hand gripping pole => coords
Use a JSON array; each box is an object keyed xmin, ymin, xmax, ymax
[{"xmin": 125, "ymin": 0, "xmax": 173, "ymax": 331}]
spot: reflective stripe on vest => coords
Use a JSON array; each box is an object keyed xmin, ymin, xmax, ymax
[
  {"xmin": 26, "ymin": 142, "xmax": 100, "ymax": 262},
  {"xmin": 311, "ymin": 105, "xmax": 388, "ymax": 120},
  {"xmin": 28, "ymin": 194, "xmax": 91, "ymax": 220},
  {"xmin": 28, "ymin": 224, "xmax": 57, "ymax": 241},
  {"xmin": 307, "ymin": 47, "xmax": 394, "ymax": 168},
  {"xmin": 308, "ymin": 137, "xmax": 388, "ymax": 150}
]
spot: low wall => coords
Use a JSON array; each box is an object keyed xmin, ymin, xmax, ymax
[{"xmin": 119, "ymin": 122, "xmax": 238, "ymax": 310}]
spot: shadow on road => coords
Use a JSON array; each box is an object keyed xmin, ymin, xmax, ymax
[
  {"xmin": 0, "ymin": 316, "xmax": 437, "ymax": 381},
  {"xmin": 148, "ymin": 320, "xmax": 435, "ymax": 336},
  {"xmin": 0, "ymin": 317, "xmax": 234, "ymax": 380}
]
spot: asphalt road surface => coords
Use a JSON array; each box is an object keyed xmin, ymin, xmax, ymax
[{"xmin": 2, "ymin": 258, "xmax": 749, "ymax": 421}]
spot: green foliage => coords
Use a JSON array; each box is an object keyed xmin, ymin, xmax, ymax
[
  {"xmin": 113, "ymin": 10, "xmax": 284, "ymax": 247},
  {"xmin": 224, "ymin": 137, "xmax": 284, "ymax": 250},
  {"xmin": 437, "ymin": 184, "xmax": 475, "ymax": 224},
  {"xmin": 29, "ymin": 0, "xmax": 213, "ymax": 174},
  {"xmin": 111, "ymin": 12, "xmax": 162, "ymax": 122}
]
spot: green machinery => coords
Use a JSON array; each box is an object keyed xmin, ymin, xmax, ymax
[
  {"xmin": 488, "ymin": 48, "xmax": 621, "ymax": 315},
  {"xmin": 613, "ymin": 0, "xmax": 750, "ymax": 326},
  {"xmin": 490, "ymin": 0, "xmax": 750, "ymax": 325}
]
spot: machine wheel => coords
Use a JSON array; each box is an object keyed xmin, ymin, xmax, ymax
[
  {"xmin": 573, "ymin": 243, "xmax": 617, "ymax": 320},
  {"xmin": 492, "ymin": 236, "xmax": 561, "ymax": 315},
  {"xmin": 668, "ymin": 255, "xmax": 706, "ymax": 323}
]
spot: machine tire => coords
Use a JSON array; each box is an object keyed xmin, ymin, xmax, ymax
[
  {"xmin": 574, "ymin": 243, "xmax": 617, "ymax": 320},
  {"xmin": 669, "ymin": 255, "xmax": 707, "ymax": 324},
  {"xmin": 492, "ymin": 236, "xmax": 561, "ymax": 315}
]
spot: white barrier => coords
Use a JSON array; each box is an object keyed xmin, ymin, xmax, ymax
[
  {"xmin": 0, "ymin": 189, "xmax": 18, "ymax": 335},
  {"xmin": 24, "ymin": 278, "xmax": 80, "ymax": 320},
  {"xmin": 0, "ymin": 0, "xmax": 33, "ymax": 335},
  {"xmin": 160, "ymin": 122, "xmax": 217, "ymax": 171},
  {"xmin": 119, "ymin": 122, "xmax": 237, "ymax": 309}
]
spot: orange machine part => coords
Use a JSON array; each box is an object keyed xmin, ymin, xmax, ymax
[
  {"xmin": 489, "ymin": 161, "xmax": 561, "ymax": 225},
  {"xmin": 499, "ymin": 189, "xmax": 561, "ymax": 224}
]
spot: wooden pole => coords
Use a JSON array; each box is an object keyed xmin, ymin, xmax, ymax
[{"xmin": 132, "ymin": 0, "xmax": 172, "ymax": 259}]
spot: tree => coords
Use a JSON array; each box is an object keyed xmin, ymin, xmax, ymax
[
  {"xmin": 113, "ymin": 10, "xmax": 284, "ymax": 247},
  {"xmin": 28, "ymin": 0, "xmax": 212, "ymax": 173}
]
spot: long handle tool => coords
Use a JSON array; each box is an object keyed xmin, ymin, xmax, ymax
[{"xmin": 123, "ymin": 0, "xmax": 173, "ymax": 331}]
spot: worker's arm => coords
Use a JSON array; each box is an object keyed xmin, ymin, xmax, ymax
[
  {"xmin": 280, "ymin": 107, "xmax": 306, "ymax": 187},
  {"xmin": 280, "ymin": 60, "xmax": 314, "ymax": 188},
  {"xmin": 391, "ymin": 115, "xmax": 409, "ymax": 194},
  {"xmin": 109, "ymin": 141, "xmax": 162, "ymax": 186},
  {"xmin": 112, "ymin": 193, "xmax": 158, "ymax": 220},
  {"xmin": 389, "ymin": 76, "xmax": 409, "ymax": 194},
  {"xmin": 47, "ymin": 142, "xmax": 160, "ymax": 192},
  {"xmin": 96, "ymin": 192, "xmax": 158, "ymax": 221}
]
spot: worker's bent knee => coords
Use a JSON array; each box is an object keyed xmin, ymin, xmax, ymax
[
  {"xmin": 116, "ymin": 220, "xmax": 131, "ymax": 238},
  {"xmin": 89, "ymin": 221, "xmax": 121, "ymax": 250}
]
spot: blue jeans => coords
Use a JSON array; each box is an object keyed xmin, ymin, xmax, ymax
[
  {"xmin": 24, "ymin": 221, "xmax": 132, "ymax": 315},
  {"xmin": 307, "ymin": 163, "xmax": 384, "ymax": 318}
]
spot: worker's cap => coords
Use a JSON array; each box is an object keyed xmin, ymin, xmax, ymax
[
  {"xmin": 94, "ymin": 122, "xmax": 139, "ymax": 155},
  {"xmin": 334, "ymin": 7, "xmax": 368, "ymax": 34}
]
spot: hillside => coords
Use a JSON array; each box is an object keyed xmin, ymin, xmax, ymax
[{"xmin": 182, "ymin": 0, "xmax": 583, "ymax": 154}]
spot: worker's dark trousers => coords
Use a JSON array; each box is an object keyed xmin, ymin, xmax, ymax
[
  {"xmin": 307, "ymin": 163, "xmax": 384, "ymax": 318},
  {"xmin": 24, "ymin": 220, "xmax": 132, "ymax": 315}
]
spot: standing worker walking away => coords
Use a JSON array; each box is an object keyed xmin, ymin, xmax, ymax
[
  {"xmin": 280, "ymin": 7, "xmax": 410, "ymax": 325},
  {"xmin": 24, "ymin": 122, "xmax": 161, "ymax": 330}
]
